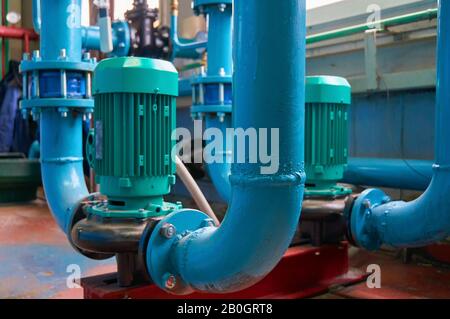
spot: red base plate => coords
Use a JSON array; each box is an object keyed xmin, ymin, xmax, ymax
[{"xmin": 82, "ymin": 242, "xmax": 366, "ymax": 299}]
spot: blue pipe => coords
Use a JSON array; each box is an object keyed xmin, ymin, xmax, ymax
[
  {"xmin": 150, "ymin": 0, "xmax": 306, "ymax": 293},
  {"xmin": 344, "ymin": 158, "xmax": 433, "ymax": 191},
  {"xmin": 171, "ymin": 14, "xmax": 207, "ymax": 60},
  {"xmin": 204, "ymin": 116, "xmax": 232, "ymax": 202},
  {"xmin": 38, "ymin": 0, "xmax": 89, "ymax": 234},
  {"xmin": 32, "ymin": 0, "xmax": 41, "ymax": 34},
  {"xmin": 199, "ymin": 3, "xmax": 233, "ymax": 202},
  {"xmin": 205, "ymin": 5, "xmax": 233, "ymax": 76},
  {"xmin": 349, "ymin": 0, "xmax": 450, "ymax": 250},
  {"xmin": 33, "ymin": 0, "xmax": 129, "ymax": 56}
]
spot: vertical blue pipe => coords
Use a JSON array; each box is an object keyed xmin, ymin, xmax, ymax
[
  {"xmin": 349, "ymin": 0, "xmax": 450, "ymax": 250},
  {"xmin": 38, "ymin": 0, "xmax": 89, "ymax": 234},
  {"xmin": 162, "ymin": 0, "xmax": 306, "ymax": 293},
  {"xmin": 201, "ymin": 3, "xmax": 233, "ymax": 202},
  {"xmin": 204, "ymin": 116, "xmax": 232, "ymax": 202},
  {"xmin": 40, "ymin": 0, "xmax": 82, "ymax": 61},
  {"xmin": 205, "ymin": 6, "xmax": 233, "ymax": 76}
]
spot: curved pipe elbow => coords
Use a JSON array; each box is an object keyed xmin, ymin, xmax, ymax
[
  {"xmin": 350, "ymin": 170, "xmax": 450, "ymax": 250},
  {"xmin": 40, "ymin": 111, "xmax": 89, "ymax": 235},
  {"xmin": 41, "ymin": 161, "xmax": 89, "ymax": 234},
  {"xmin": 172, "ymin": 172, "xmax": 305, "ymax": 293}
]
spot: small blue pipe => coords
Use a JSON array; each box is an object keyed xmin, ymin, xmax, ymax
[
  {"xmin": 344, "ymin": 158, "xmax": 433, "ymax": 191},
  {"xmin": 32, "ymin": 0, "xmax": 41, "ymax": 34},
  {"xmin": 156, "ymin": 0, "xmax": 306, "ymax": 293},
  {"xmin": 171, "ymin": 14, "xmax": 207, "ymax": 60},
  {"xmin": 349, "ymin": 0, "xmax": 450, "ymax": 250}
]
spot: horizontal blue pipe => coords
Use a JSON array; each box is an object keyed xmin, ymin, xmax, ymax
[
  {"xmin": 343, "ymin": 158, "xmax": 433, "ymax": 191},
  {"xmin": 162, "ymin": 0, "xmax": 307, "ymax": 293},
  {"xmin": 350, "ymin": 0, "xmax": 450, "ymax": 250}
]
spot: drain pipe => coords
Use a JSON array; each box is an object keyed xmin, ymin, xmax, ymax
[
  {"xmin": 347, "ymin": 0, "xmax": 450, "ymax": 250},
  {"xmin": 146, "ymin": 0, "xmax": 306, "ymax": 294}
]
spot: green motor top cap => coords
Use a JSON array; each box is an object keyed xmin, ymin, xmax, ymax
[
  {"xmin": 93, "ymin": 57, "xmax": 179, "ymax": 96},
  {"xmin": 306, "ymin": 76, "xmax": 351, "ymax": 105}
]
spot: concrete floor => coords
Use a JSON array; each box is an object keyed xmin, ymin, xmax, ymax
[{"xmin": 0, "ymin": 197, "xmax": 449, "ymax": 299}]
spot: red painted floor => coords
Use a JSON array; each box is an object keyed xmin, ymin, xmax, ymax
[{"xmin": 0, "ymin": 199, "xmax": 449, "ymax": 299}]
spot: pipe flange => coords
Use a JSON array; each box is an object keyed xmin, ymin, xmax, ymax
[
  {"xmin": 146, "ymin": 209, "xmax": 211, "ymax": 295},
  {"xmin": 193, "ymin": 0, "xmax": 232, "ymax": 15},
  {"xmin": 349, "ymin": 188, "xmax": 390, "ymax": 251}
]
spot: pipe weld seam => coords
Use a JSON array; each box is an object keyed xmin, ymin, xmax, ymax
[
  {"xmin": 229, "ymin": 171, "xmax": 306, "ymax": 187},
  {"xmin": 41, "ymin": 157, "xmax": 84, "ymax": 164}
]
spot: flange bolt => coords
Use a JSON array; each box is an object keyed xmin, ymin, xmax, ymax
[{"xmin": 160, "ymin": 223, "xmax": 176, "ymax": 239}]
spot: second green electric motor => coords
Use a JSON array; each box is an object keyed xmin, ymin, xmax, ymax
[
  {"xmin": 87, "ymin": 57, "xmax": 181, "ymax": 218},
  {"xmin": 305, "ymin": 76, "xmax": 352, "ymax": 197}
]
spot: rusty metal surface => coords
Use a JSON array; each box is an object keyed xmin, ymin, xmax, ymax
[
  {"xmin": 0, "ymin": 197, "xmax": 116, "ymax": 299},
  {"xmin": 332, "ymin": 249, "xmax": 450, "ymax": 299}
]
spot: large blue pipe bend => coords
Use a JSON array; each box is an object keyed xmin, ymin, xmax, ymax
[
  {"xmin": 149, "ymin": 0, "xmax": 306, "ymax": 293},
  {"xmin": 349, "ymin": 0, "xmax": 450, "ymax": 250}
]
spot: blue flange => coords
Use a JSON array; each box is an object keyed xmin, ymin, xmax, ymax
[
  {"xmin": 191, "ymin": 75, "xmax": 232, "ymax": 85},
  {"xmin": 193, "ymin": 0, "xmax": 232, "ymax": 14},
  {"xmin": 191, "ymin": 104, "xmax": 232, "ymax": 115},
  {"xmin": 146, "ymin": 209, "xmax": 213, "ymax": 294},
  {"xmin": 110, "ymin": 20, "xmax": 131, "ymax": 57},
  {"xmin": 21, "ymin": 60, "xmax": 96, "ymax": 73},
  {"xmin": 349, "ymin": 188, "xmax": 391, "ymax": 251},
  {"xmin": 21, "ymin": 98, "xmax": 94, "ymax": 110}
]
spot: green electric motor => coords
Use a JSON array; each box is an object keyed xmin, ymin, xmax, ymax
[
  {"xmin": 87, "ymin": 57, "xmax": 181, "ymax": 218},
  {"xmin": 305, "ymin": 76, "xmax": 352, "ymax": 197}
]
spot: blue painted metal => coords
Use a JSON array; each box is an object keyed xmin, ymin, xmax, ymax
[
  {"xmin": 344, "ymin": 158, "xmax": 433, "ymax": 191},
  {"xmin": 170, "ymin": 14, "xmax": 207, "ymax": 60},
  {"xmin": 23, "ymin": 0, "xmax": 92, "ymax": 235},
  {"xmin": 147, "ymin": 0, "xmax": 306, "ymax": 294},
  {"xmin": 348, "ymin": 0, "xmax": 450, "ymax": 250},
  {"xmin": 33, "ymin": 0, "xmax": 130, "ymax": 56},
  {"xmin": 81, "ymin": 21, "xmax": 131, "ymax": 57},
  {"xmin": 187, "ymin": 0, "xmax": 233, "ymax": 203},
  {"xmin": 204, "ymin": 116, "xmax": 232, "ymax": 202},
  {"xmin": 32, "ymin": 0, "xmax": 41, "ymax": 34}
]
